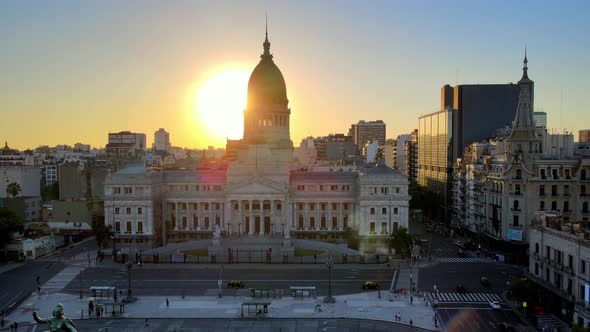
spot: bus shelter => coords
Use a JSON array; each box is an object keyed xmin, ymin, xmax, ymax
[
  {"xmin": 89, "ymin": 286, "xmax": 116, "ymax": 299},
  {"xmin": 250, "ymin": 288, "xmax": 273, "ymax": 298},
  {"xmin": 289, "ymin": 286, "xmax": 317, "ymax": 299},
  {"xmin": 240, "ymin": 301, "xmax": 271, "ymax": 318}
]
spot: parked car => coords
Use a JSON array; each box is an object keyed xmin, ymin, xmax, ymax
[
  {"xmin": 480, "ymin": 276, "xmax": 490, "ymax": 286},
  {"xmin": 362, "ymin": 281, "xmax": 379, "ymax": 290},
  {"xmin": 456, "ymin": 284, "xmax": 466, "ymax": 293},
  {"xmin": 489, "ymin": 300, "xmax": 501, "ymax": 309},
  {"xmin": 227, "ymin": 280, "xmax": 246, "ymax": 288}
]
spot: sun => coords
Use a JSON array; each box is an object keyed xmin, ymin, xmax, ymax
[{"xmin": 194, "ymin": 68, "xmax": 250, "ymax": 142}]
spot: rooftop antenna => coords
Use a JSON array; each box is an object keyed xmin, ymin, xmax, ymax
[{"xmin": 560, "ymin": 88, "xmax": 563, "ymax": 133}]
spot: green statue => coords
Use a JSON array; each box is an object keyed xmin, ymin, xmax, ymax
[{"xmin": 33, "ymin": 303, "xmax": 77, "ymax": 332}]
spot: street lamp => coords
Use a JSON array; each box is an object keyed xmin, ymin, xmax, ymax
[
  {"xmin": 127, "ymin": 261, "xmax": 133, "ymax": 296},
  {"xmin": 324, "ymin": 256, "xmax": 335, "ymax": 303}
]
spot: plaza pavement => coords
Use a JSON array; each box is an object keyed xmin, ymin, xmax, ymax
[{"xmin": 5, "ymin": 290, "xmax": 437, "ymax": 331}]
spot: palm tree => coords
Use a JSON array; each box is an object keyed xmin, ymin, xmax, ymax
[{"xmin": 6, "ymin": 182, "xmax": 21, "ymax": 198}]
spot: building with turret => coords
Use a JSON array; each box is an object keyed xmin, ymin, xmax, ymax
[{"xmin": 453, "ymin": 54, "xmax": 590, "ymax": 257}]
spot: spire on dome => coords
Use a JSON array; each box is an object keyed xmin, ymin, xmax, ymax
[{"xmin": 262, "ymin": 15, "xmax": 272, "ymax": 59}]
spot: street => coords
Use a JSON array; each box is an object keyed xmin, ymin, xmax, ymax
[
  {"xmin": 0, "ymin": 239, "xmax": 96, "ymax": 314},
  {"xmin": 62, "ymin": 264, "xmax": 395, "ymax": 296}
]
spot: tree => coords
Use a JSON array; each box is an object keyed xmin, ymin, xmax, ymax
[
  {"xmin": 0, "ymin": 207, "xmax": 24, "ymax": 258},
  {"xmin": 389, "ymin": 227, "xmax": 413, "ymax": 257},
  {"xmin": 6, "ymin": 182, "xmax": 22, "ymax": 198}
]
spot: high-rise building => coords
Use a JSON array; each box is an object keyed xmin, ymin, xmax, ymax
[
  {"xmin": 395, "ymin": 134, "xmax": 411, "ymax": 172},
  {"xmin": 533, "ymin": 111, "xmax": 547, "ymax": 129},
  {"xmin": 349, "ymin": 120, "xmax": 386, "ymax": 153},
  {"xmin": 153, "ymin": 128, "xmax": 171, "ymax": 152},
  {"xmin": 418, "ymin": 108, "xmax": 454, "ymax": 215},
  {"xmin": 579, "ymin": 129, "xmax": 590, "ymax": 143},
  {"xmin": 404, "ymin": 129, "xmax": 418, "ymax": 182},
  {"xmin": 106, "ymin": 131, "xmax": 146, "ymax": 158},
  {"xmin": 441, "ymin": 83, "xmax": 519, "ymax": 159},
  {"xmin": 420, "ymin": 76, "xmax": 519, "ymax": 221}
]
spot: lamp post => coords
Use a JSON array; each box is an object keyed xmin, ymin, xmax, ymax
[
  {"xmin": 127, "ymin": 261, "xmax": 133, "ymax": 296},
  {"xmin": 324, "ymin": 256, "xmax": 335, "ymax": 303}
]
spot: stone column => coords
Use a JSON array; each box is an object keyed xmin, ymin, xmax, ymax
[
  {"xmin": 270, "ymin": 200, "xmax": 275, "ymax": 236},
  {"xmin": 304, "ymin": 202, "xmax": 309, "ymax": 230},
  {"xmin": 188, "ymin": 202, "xmax": 193, "ymax": 230},
  {"xmin": 208, "ymin": 201, "xmax": 214, "ymax": 230},
  {"xmin": 174, "ymin": 202, "xmax": 179, "ymax": 230},
  {"xmin": 315, "ymin": 202, "xmax": 320, "ymax": 230},
  {"xmin": 238, "ymin": 200, "xmax": 243, "ymax": 237},
  {"xmin": 224, "ymin": 201, "xmax": 231, "ymax": 235},
  {"xmin": 259, "ymin": 200, "xmax": 264, "ymax": 236},
  {"xmin": 249, "ymin": 200, "xmax": 254, "ymax": 236},
  {"xmin": 327, "ymin": 202, "xmax": 332, "ymax": 230}
]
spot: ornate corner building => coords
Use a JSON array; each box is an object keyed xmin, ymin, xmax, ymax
[{"xmin": 103, "ymin": 33, "xmax": 410, "ymax": 248}]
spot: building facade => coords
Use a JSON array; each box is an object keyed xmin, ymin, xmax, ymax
[
  {"xmin": 106, "ymin": 131, "xmax": 146, "ymax": 158},
  {"xmin": 534, "ymin": 111, "xmax": 547, "ymax": 129},
  {"xmin": 580, "ymin": 130, "xmax": 590, "ymax": 143},
  {"xmin": 153, "ymin": 128, "xmax": 171, "ymax": 152},
  {"xmin": 104, "ymin": 33, "xmax": 410, "ymax": 248},
  {"xmin": 349, "ymin": 120, "xmax": 386, "ymax": 153},
  {"xmin": 453, "ymin": 55, "xmax": 590, "ymax": 244},
  {"xmin": 528, "ymin": 215, "xmax": 590, "ymax": 328}
]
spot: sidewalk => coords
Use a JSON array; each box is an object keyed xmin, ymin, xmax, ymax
[{"xmin": 5, "ymin": 291, "xmax": 438, "ymax": 331}]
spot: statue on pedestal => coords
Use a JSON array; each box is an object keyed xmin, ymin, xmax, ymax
[
  {"xmin": 213, "ymin": 224, "xmax": 221, "ymax": 239},
  {"xmin": 33, "ymin": 303, "xmax": 77, "ymax": 332}
]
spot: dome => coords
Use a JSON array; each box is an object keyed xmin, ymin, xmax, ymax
[{"xmin": 247, "ymin": 35, "xmax": 288, "ymax": 107}]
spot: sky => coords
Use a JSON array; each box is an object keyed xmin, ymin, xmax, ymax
[{"xmin": 1, "ymin": 0, "xmax": 589, "ymax": 150}]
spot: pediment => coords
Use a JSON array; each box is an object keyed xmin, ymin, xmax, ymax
[{"xmin": 227, "ymin": 176, "xmax": 287, "ymax": 195}]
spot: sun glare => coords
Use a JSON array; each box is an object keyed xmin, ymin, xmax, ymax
[{"xmin": 194, "ymin": 68, "xmax": 250, "ymax": 141}]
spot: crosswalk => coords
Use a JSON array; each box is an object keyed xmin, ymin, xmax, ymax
[
  {"xmin": 427, "ymin": 292, "xmax": 502, "ymax": 304},
  {"xmin": 41, "ymin": 266, "xmax": 84, "ymax": 294},
  {"xmin": 437, "ymin": 257, "xmax": 492, "ymax": 263}
]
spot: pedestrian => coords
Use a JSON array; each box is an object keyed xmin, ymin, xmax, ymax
[
  {"xmin": 398, "ymin": 312, "xmax": 401, "ymax": 321},
  {"xmin": 13, "ymin": 322, "xmax": 17, "ymax": 331},
  {"xmin": 410, "ymin": 319, "xmax": 413, "ymax": 326},
  {"xmin": 166, "ymin": 298, "xmax": 169, "ymax": 308},
  {"xmin": 144, "ymin": 318, "xmax": 149, "ymax": 327}
]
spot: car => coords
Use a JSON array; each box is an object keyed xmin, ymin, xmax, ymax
[
  {"xmin": 227, "ymin": 280, "xmax": 245, "ymax": 288},
  {"xmin": 489, "ymin": 300, "xmax": 501, "ymax": 309},
  {"xmin": 480, "ymin": 276, "xmax": 490, "ymax": 286},
  {"xmin": 456, "ymin": 284, "xmax": 466, "ymax": 293},
  {"xmin": 362, "ymin": 281, "xmax": 379, "ymax": 290}
]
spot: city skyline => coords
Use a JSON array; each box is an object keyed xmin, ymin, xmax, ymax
[{"xmin": 2, "ymin": 1, "xmax": 590, "ymax": 150}]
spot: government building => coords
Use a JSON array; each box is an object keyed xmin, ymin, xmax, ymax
[{"xmin": 104, "ymin": 32, "xmax": 410, "ymax": 248}]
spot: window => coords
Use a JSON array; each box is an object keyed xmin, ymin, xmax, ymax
[
  {"xmin": 540, "ymin": 201, "xmax": 545, "ymax": 210},
  {"xmin": 332, "ymin": 217, "xmax": 337, "ymax": 229},
  {"xmin": 310, "ymin": 217, "xmax": 315, "ymax": 229},
  {"xmin": 115, "ymin": 222, "xmax": 121, "ymax": 233},
  {"xmin": 582, "ymin": 185, "xmax": 587, "ymax": 196},
  {"xmin": 332, "ymin": 203, "xmax": 337, "ymax": 210},
  {"xmin": 540, "ymin": 169, "xmax": 547, "ymax": 179},
  {"xmin": 113, "ymin": 187, "xmax": 121, "ymax": 194},
  {"xmin": 319, "ymin": 185, "xmax": 324, "ymax": 191},
  {"xmin": 396, "ymin": 188, "xmax": 400, "ymax": 193},
  {"xmin": 569, "ymin": 254, "xmax": 573, "ymax": 268},
  {"xmin": 564, "ymin": 201, "xmax": 569, "ymax": 212},
  {"xmin": 394, "ymin": 207, "xmax": 399, "ymax": 214},
  {"xmin": 546, "ymin": 245, "xmax": 551, "ymax": 258},
  {"xmin": 382, "ymin": 207, "xmax": 387, "ymax": 214},
  {"xmin": 115, "ymin": 207, "xmax": 120, "ymax": 214},
  {"xmin": 535, "ymin": 243, "xmax": 539, "ymax": 253},
  {"xmin": 582, "ymin": 260, "xmax": 586, "ymax": 274},
  {"xmin": 552, "ymin": 169, "xmax": 558, "ymax": 179},
  {"xmin": 124, "ymin": 187, "xmax": 132, "ymax": 194},
  {"xmin": 344, "ymin": 203, "xmax": 349, "ymax": 210},
  {"xmin": 535, "ymin": 263, "xmax": 539, "ymax": 275},
  {"xmin": 552, "ymin": 201, "xmax": 557, "ymax": 211},
  {"xmin": 584, "ymin": 202, "xmax": 589, "ymax": 213},
  {"xmin": 126, "ymin": 221, "xmax": 132, "ymax": 233},
  {"xmin": 321, "ymin": 203, "xmax": 326, "ymax": 210},
  {"xmin": 513, "ymin": 215, "xmax": 519, "ymax": 227},
  {"xmin": 513, "ymin": 200, "xmax": 519, "ymax": 210},
  {"xmin": 551, "ymin": 185, "xmax": 558, "ymax": 196},
  {"xmin": 381, "ymin": 187, "xmax": 388, "ymax": 194},
  {"xmin": 137, "ymin": 207, "xmax": 143, "ymax": 214},
  {"xmin": 370, "ymin": 207, "xmax": 375, "ymax": 215},
  {"xmin": 126, "ymin": 207, "xmax": 131, "ymax": 214},
  {"xmin": 583, "ymin": 169, "xmax": 587, "ymax": 180},
  {"xmin": 331, "ymin": 185, "xmax": 337, "ymax": 191},
  {"xmin": 516, "ymin": 169, "xmax": 522, "ymax": 179},
  {"xmin": 381, "ymin": 222, "xmax": 388, "ymax": 234},
  {"xmin": 515, "ymin": 184, "xmax": 521, "ymax": 195},
  {"xmin": 370, "ymin": 222, "xmax": 375, "ymax": 233},
  {"xmin": 195, "ymin": 185, "xmax": 200, "ymax": 191},
  {"xmin": 137, "ymin": 222, "xmax": 143, "ymax": 233}
]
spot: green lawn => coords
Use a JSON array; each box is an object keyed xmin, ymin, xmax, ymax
[
  {"xmin": 294, "ymin": 249, "xmax": 323, "ymax": 257},
  {"xmin": 181, "ymin": 249, "xmax": 209, "ymax": 257}
]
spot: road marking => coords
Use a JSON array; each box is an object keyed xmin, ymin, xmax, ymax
[{"xmin": 142, "ymin": 279, "xmax": 370, "ymax": 282}]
